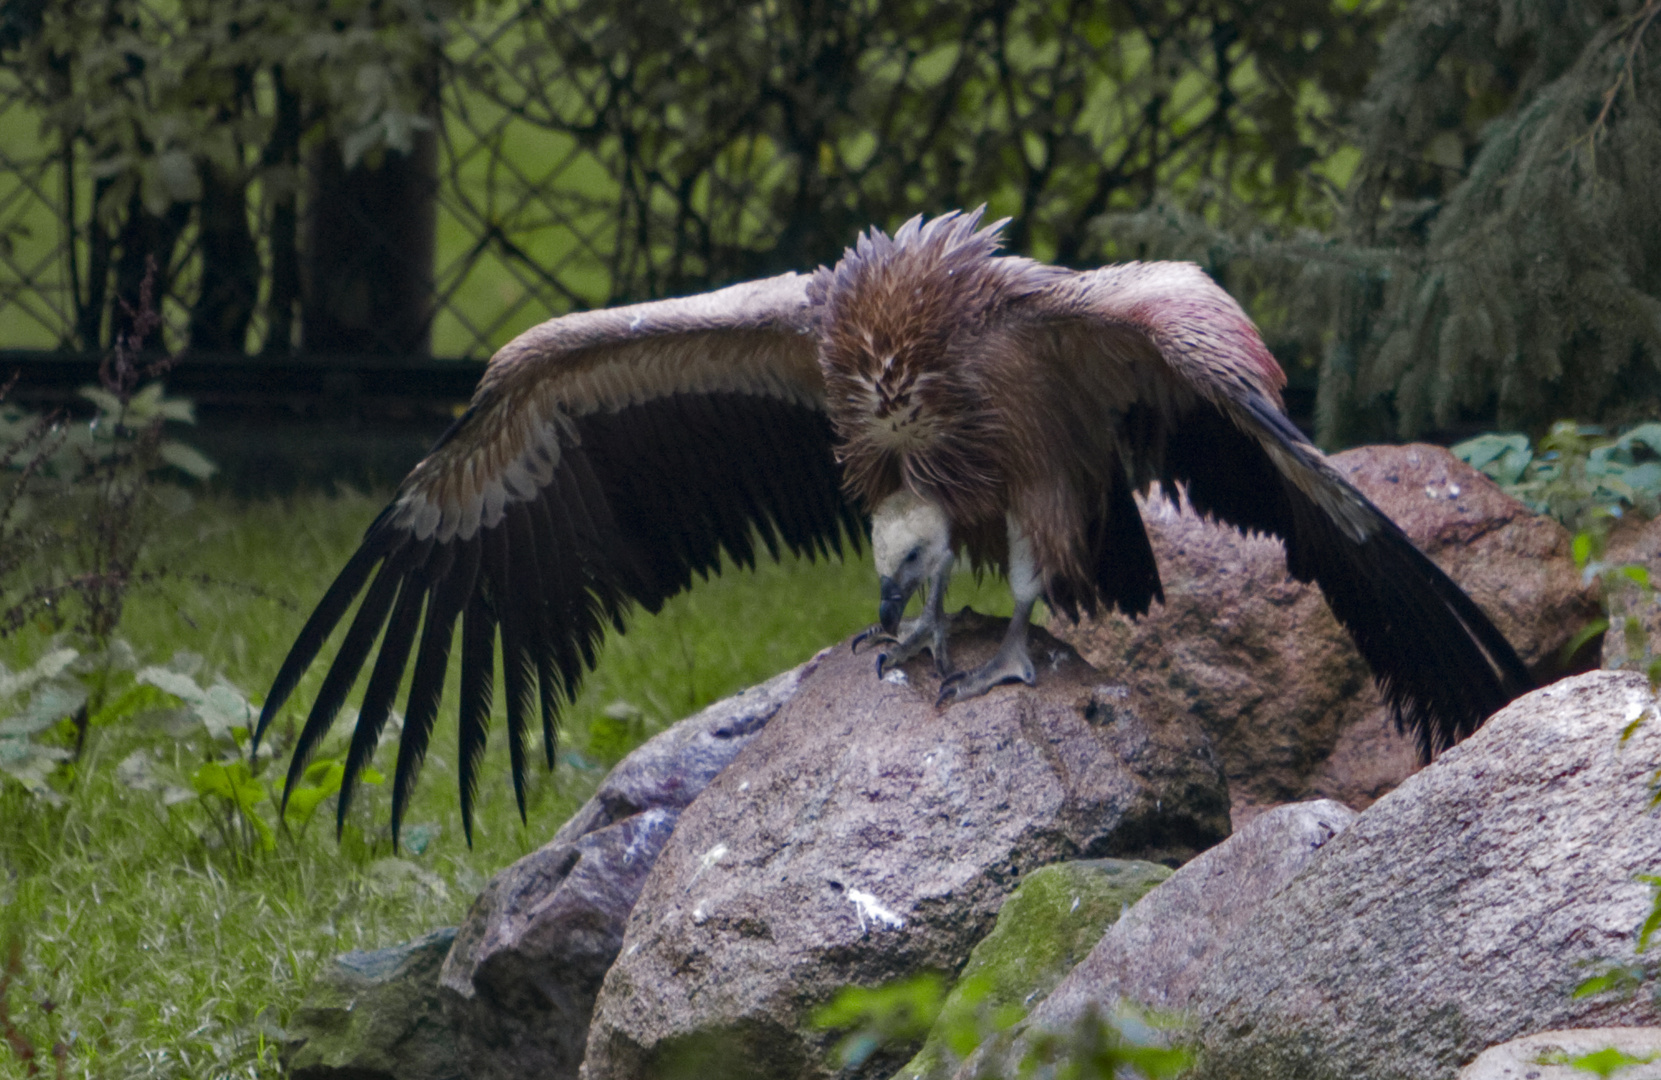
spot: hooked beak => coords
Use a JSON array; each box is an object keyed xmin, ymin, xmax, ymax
[{"xmin": 878, "ymin": 576, "xmax": 910, "ymax": 634}]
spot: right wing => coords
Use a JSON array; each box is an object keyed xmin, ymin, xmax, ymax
[{"xmin": 251, "ymin": 273, "xmax": 861, "ymax": 843}]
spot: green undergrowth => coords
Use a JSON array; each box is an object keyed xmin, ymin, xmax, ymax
[{"xmin": 0, "ymin": 487, "xmax": 1017, "ymax": 1078}]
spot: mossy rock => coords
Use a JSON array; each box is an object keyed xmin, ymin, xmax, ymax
[
  {"xmin": 285, "ymin": 926, "xmax": 460, "ymax": 1080},
  {"xmin": 893, "ymin": 859, "xmax": 1171, "ymax": 1080}
]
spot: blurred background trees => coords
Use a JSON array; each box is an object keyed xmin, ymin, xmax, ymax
[
  {"xmin": 1108, "ymin": 0, "xmax": 1661, "ymax": 444},
  {"xmin": 0, "ymin": 0, "xmax": 1656, "ymax": 448}
]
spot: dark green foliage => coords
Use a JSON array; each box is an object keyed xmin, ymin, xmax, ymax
[
  {"xmin": 0, "ymin": 270, "xmax": 213, "ymax": 642},
  {"xmin": 1103, "ymin": 1, "xmax": 1661, "ymax": 447},
  {"xmin": 1454, "ymin": 421, "xmax": 1661, "ymax": 526},
  {"xmin": 815, "ymin": 972, "xmax": 950, "ymax": 1072},
  {"xmin": 1349, "ymin": 0, "xmax": 1661, "ymax": 441},
  {"xmin": 0, "ymin": 264, "xmax": 217, "ymax": 803}
]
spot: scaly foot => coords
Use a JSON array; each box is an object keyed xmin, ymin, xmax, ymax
[
  {"xmin": 935, "ymin": 612, "xmax": 1035, "ymax": 705},
  {"xmin": 873, "ymin": 610, "xmax": 951, "ymax": 678}
]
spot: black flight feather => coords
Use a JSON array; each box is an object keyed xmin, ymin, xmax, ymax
[
  {"xmin": 253, "ymin": 528, "xmax": 392, "ymax": 755},
  {"xmin": 390, "ymin": 538, "xmax": 479, "ymax": 848},
  {"xmin": 1159, "ymin": 394, "xmax": 1532, "ymax": 759},
  {"xmin": 457, "ymin": 592, "xmax": 496, "ymax": 847},
  {"xmin": 279, "ymin": 551, "xmax": 407, "ymax": 808},
  {"xmin": 494, "ymin": 514, "xmax": 537, "ymax": 823},
  {"xmin": 336, "ymin": 575, "xmax": 425, "ymax": 834}
]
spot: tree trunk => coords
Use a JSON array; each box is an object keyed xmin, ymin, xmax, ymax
[
  {"xmin": 111, "ymin": 186, "xmax": 188, "ymax": 352},
  {"xmin": 188, "ymin": 162, "xmax": 258, "ymax": 353},
  {"xmin": 261, "ymin": 69, "xmax": 303, "ymax": 356},
  {"xmin": 301, "ymin": 130, "xmax": 438, "ymax": 356}
]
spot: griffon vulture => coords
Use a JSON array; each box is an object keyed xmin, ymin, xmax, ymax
[{"xmin": 252, "ymin": 209, "xmax": 1533, "ymax": 844}]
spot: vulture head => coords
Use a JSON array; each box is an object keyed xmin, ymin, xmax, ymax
[
  {"xmin": 253, "ymin": 208, "xmax": 1533, "ymax": 845},
  {"xmin": 869, "ymin": 490, "xmax": 953, "ymax": 636}
]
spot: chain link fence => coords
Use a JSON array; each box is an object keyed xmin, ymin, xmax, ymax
[{"xmin": 0, "ymin": 0, "xmax": 1379, "ymax": 365}]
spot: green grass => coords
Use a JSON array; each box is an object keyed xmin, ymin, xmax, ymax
[{"xmin": 0, "ymin": 487, "xmax": 1015, "ymax": 1078}]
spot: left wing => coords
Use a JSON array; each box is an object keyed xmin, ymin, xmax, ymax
[
  {"xmin": 251, "ymin": 274, "xmax": 862, "ymax": 843},
  {"xmin": 1002, "ymin": 261, "xmax": 1533, "ymax": 758}
]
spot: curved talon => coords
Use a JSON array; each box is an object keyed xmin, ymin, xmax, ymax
[
  {"xmin": 935, "ymin": 671, "xmax": 966, "ymax": 707},
  {"xmin": 852, "ymin": 626, "xmax": 896, "ymax": 654},
  {"xmin": 876, "ymin": 652, "xmax": 890, "ymax": 676}
]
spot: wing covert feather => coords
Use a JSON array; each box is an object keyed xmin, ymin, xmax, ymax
[{"xmin": 252, "ymin": 273, "xmax": 862, "ymax": 844}]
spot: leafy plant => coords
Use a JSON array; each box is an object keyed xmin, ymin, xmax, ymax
[
  {"xmin": 1018, "ymin": 1007, "xmax": 1193, "ymax": 1080},
  {"xmin": 1556, "ymin": 1046, "xmax": 1661, "ymax": 1079},
  {"xmin": 0, "ymin": 261, "xmax": 216, "ymax": 798},
  {"xmin": 0, "ymin": 637, "xmax": 151, "ymax": 791},
  {"xmin": 282, "ymin": 757, "xmax": 385, "ymax": 837},
  {"xmin": 812, "ymin": 972, "xmax": 1189, "ymax": 1079},
  {"xmin": 113, "ymin": 653, "xmax": 395, "ymax": 871},
  {"xmin": 2, "ymin": 265, "xmax": 216, "ymax": 652},
  {"xmin": 1454, "ymin": 422, "xmax": 1661, "ymax": 529},
  {"xmin": 815, "ymin": 973, "xmax": 950, "ymax": 1071},
  {"xmin": 136, "ymin": 658, "xmax": 277, "ymax": 855},
  {"xmin": 0, "ymin": 648, "xmax": 82, "ymax": 803},
  {"xmin": 1454, "ymin": 422, "xmax": 1661, "ymax": 685}
]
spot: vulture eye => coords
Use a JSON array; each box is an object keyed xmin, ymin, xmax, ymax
[{"xmin": 903, "ymin": 549, "xmax": 921, "ymax": 565}]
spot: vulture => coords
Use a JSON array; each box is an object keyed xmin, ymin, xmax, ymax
[{"xmin": 252, "ymin": 209, "xmax": 1533, "ymax": 845}]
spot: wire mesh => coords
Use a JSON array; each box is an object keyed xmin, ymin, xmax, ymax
[{"xmin": 0, "ymin": 0, "xmax": 1367, "ymax": 362}]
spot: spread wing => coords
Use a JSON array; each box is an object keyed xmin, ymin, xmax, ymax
[
  {"xmin": 251, "ymin": 273, "xmax": 861, "ymax": 844},
  {"xmin": 1005, "ymin": 260, "xmax": 1533, "ymax": 758}
]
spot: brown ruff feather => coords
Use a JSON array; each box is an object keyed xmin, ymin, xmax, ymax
[{"xmin": 811, "ymin": 210, "xmax": 1058, "ymax": 531}]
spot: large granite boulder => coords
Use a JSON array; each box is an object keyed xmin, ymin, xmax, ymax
[
  {"xmin": 579, "ymin": 615, "xmax": 1232, "ymax": 1080},
  {"xmin": 440, "ymin": 662, "xmax": 815, "ymax": 1080},
  {"xmin": 1190, "ymin": 670, "xmax": 1661, "ymax": 1080},
  {"xmin": 1055, "ymin": 443, "xmax": 1597, "ymax": 823},
  {"xmin": 958, "ymin": 799, "xmax": 1357, "ymax": 1079}
]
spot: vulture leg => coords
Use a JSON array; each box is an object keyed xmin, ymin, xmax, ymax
[
  {"xmin": 936, "ymin": 516, "xmax": 1040, "ymax": 704},
  {"xmin": 873, "ymin": 549, "xmax": 956, "ymax": 677}
]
